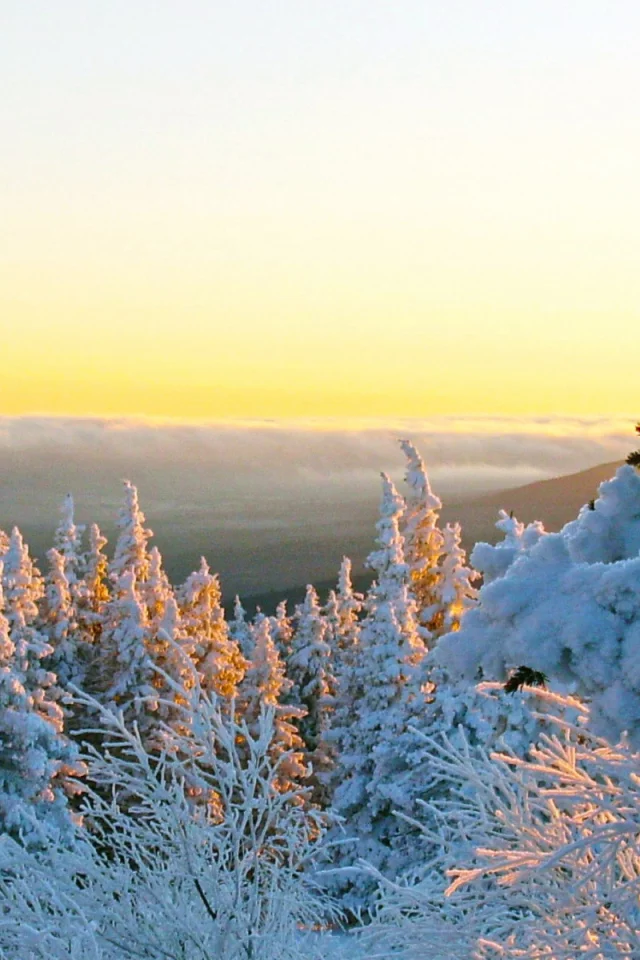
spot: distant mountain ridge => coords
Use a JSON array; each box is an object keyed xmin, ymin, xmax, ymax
[{"xmin": 439, "ymin": 459, "xmax": 624, "ymax": 549}]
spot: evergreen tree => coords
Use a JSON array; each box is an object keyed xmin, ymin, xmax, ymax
[
  {"xmin": 149, "ymin": 594, "xmax": 196, "ymax": 741},
  {"xmin": 325, "ymin": 556, "xmax": 362, "ymax": 681},
  {"xmin": 177, "ymin": 558, "xmax": 246, "ymax": 700},
  {"xmin": 53, "ymin": 493, "xmax": 84, "ymax": 591},
  {"xmin": 2, "ymin": 527, "xmax": 45, "ymax": 633},
  {"xmin": 237, "ymin": 617, "xmax": 308, "ymax": 796},
  {"xmin": 286, "ymin": 584, "xmax": 336, "ymax": 801},
  {"xmin": 399, "ymin": 439, "xmax": 445, "ymax": 641},
  {"xmin": 82, "ymin": 524, "xmax": 110, "ymax": 613},
  {"xmin": 270, "ymin": 599, "xmax": 294, "ymax": 661},
  {"xmin": 228, "ymin": 594, "xmax": 253, "ymax": 659},
  {"xmin": 109, "ymin": 481, "xmax": 153, "ymax": 583},
  {"xmin": 97, "ymin": 569, "xmax": 158, "ymax": 740},
  {"xmin": 74, "ymin": 524, "xmax": 110, "ymax": 687},
  {"xmin": 435, "ymin": 521, "xmax": 479, "ymax": 633},
  {"xmin": 42, "ymin": 547, "xmax": 80, "ymax": 690},
  {"xmin": 0, "ymin": 528, "xmax": 9, "ymax": 557},
  {"xmin": 323, "ymin": 557, "xmax": 362, "ymax": 804},
  {"xmin": 328, "ymin": 475, "xmax": 426, "ymax": 907},
  {"xmin": 0, "ymin": 558, "xmax": 85, "ymax": 848},
  {"xmin": 143, "ymin": 546, "xmax": 174, "ymax": 631},
  {"xmin": 288, "ymin": 585, "xmax": 335, "ymax": 757}
]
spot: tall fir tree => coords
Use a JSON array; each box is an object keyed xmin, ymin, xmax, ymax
[
  {"xmin": 177, "ymin": 558, "xmax": 246, "ymax": 700},
  {"xmin": 109, "ymin": 481, "xmax": 153, "ymax": 583},
  {"xmin": 399, "ymin": 439, "xmax": 445, "ymax": 641},
  {"xmin": 74, "ymin": 523, "xmax": 110, "ymax": 689},
  {"xmin": 325, "ymin": 556, "xmax": 362, "ymax": 682},
  {"xmin": 323, "ymin": 557, "xmax": 363, "ymax": 798},
  {"xmin": 433, "ymin": 521, "xmax": 479, "ymax": 634},
  {"xmin": 2, "ymin": 527, "xmax": 45, "ymax": 634},
  {"xmin": 270, "ymin": 599, "xmax": 294, "ymax": 661},
  {"xmin": 147, "ymin": 594, "xmax": 196, "ymax": 742},
  {"xmin": 42, "ymin": 546, "xmax": 80, "ymax": 690},
  {"xmin": 96, "ymin": 569, "xmax": 159, "ymax": 741},
  {"xmin": 328, "ymin": 475, "xmax": 426, "ymax": 906},
  {"xmin": 229, "ymin": 594, "xmax": 253, "ymax": 659},
  {"xmin": 53, "ymin": 493, "xmax": 84, "ymax": 592},
  {"xmin": 143, "ymin": 546, "xmax": 174, "ymax": 630},
  {"xmin": 287, "ymin": 584, "xmax": 336, "ymax": 801},
  {"xmin": 288, "ymin": 585, "xmax": 335, "ymax": 755},
  {"xmin": 0, "ymin": 557, "xmax": 85, "ymax": 848},
  {"xmin": 237, "ymin": 617, "xmax": 308, "ymax": 797}
]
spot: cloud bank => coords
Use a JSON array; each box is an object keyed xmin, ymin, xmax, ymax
[{"xmin": 0, "ymin": 415, "xmax": 632, "ymax": 482}]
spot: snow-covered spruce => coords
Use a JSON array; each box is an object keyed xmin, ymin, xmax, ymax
[
  {"xmin": 237, "ymin": 616, "xmax": 309, "ymax": 796},
  {"xmin": 399, "ymin": 438, "xmax": 445, "ymax": 641},
  {"xmin": 178, "ymin": 557, "xmax": 246, "ymax": 700},
  {"xmin": 53, "ymin": 492, "xmax": 85, "ymax": 591},
  {"xmin": 288, "ymin": 584, "xmax": 335, "ymax": 790},
  {"xmin": 108, "ymin": 480, "xmax": 153, "ymax": 583},
  {"xmin": 0, "ymin": 557, "xmax": 85, "ymax": 848},
  {"xmin": 326, "ymin": 474, "xmax": 426, "ymax": 908},
  {"xmin": 437, "ymin": 464, "xmax": 640, "ymax": 746}
]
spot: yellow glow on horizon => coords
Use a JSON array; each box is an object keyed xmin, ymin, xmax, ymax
[{"xmin": 2, "ymin": 4, "xmax": 640, "ymax": 421}]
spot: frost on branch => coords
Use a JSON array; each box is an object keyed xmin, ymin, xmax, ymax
[
  {"xmin": 0, "ymin": 685, "xmax": 339, "ymax": 959},
  {"xmin": 366, "ymin": 689, "xmax": 640, "ymax": 959}
]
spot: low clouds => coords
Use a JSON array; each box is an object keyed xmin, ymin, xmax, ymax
[{"xmin": 0, "ymin": 414, "xmax": 632, "ymax": 481}]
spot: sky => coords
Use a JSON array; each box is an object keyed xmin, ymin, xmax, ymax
[{"xmin": 2, "ymin": 2, "xmax": 640, "ymax": 419}]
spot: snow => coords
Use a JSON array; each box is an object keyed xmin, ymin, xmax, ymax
[
  {"xmin": 437, "ymin": 465, "xmax": 640, "ymax": 745},
  {"xmin": 2, "ymin": 441, "xmax": 640, "ymax": 958}
]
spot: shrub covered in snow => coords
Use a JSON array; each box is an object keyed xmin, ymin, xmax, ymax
[
  {"xmin": 437, "ymin": 465, "xmax": 640, "ymax": 746},
  {"xmin": 0, "ymin": 684, "xmax": 339, "ymax": 959}
]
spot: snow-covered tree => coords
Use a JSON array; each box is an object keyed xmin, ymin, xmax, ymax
[
  {"xmin": 53, "ymin": 493, "xmax": 84, "ymax": 591},
  {"xmin": 2, "ymin": 527, "xmax": 45, "ymax": 632},
  {"xmin": 270, "ymin": 599, "xmax": 294, "ymax": 661},
  {"xmin": 70, "ymin": 524, "xmax": 110, "ymax": 695},
  {"xmin": 141, "ymin": 545, "xmax": 174, "ymax": 630},
  {"xmin": 237, "ymin": 617, "xmax": 308, "ymax": 796},
  {"xmin": 96, "ymin": 569, "xmax": 158, "ymax": 739},
  {"xmin": 436, "ymin": 464, "xmax": 640, "ymax": 747},
  {"xmin": 288, "ymin": 585, "xmax": 335, "ymax": 752},
  {"xmin": 368, "ymin": 692, "xmax": 640, "ymax": 960},
  {"xmin": 229, "ymin": 594, "xmax": 253, "ymax": 659},
  {"xmin": 435, "ymin": 522, "xmax": 478, "ymax": 634},
  {"xmin": 399, "ymin": 439, "xmax": 445, "ymax": 641},
  {"xmin": 0, "ymin": 527, "xmax": 9, "ymax": 557},
  {"xmin": 0, "ymin": 560, "xmax": 85, "ymax": 848},
  {"xmin": 42, "ymin": 546, "xmax": 80, "ymax": 690},
  {"xmin": 328, "ymin": 475, "xmax": 426, "ymax": 906},
  {"xmin": 470, "ymin": 508, "xmax": 546, "ymax": 584},
  {"xmin": 147, "ymin": 594, "xmax": 196, "ymax": 740},
  {"xmin": 325, "ymin": 556, "xmax": 362, "ymax": 681},
  {"xmin": 0, "ymin": 692, "xmax": 336, "ymax": 960},
  {"xmin": 109, "ymin": 480, "xmax": 153, "ymax": 583},
  {"xmin": 178, "ymin": 558, "xmax": 246, "ymax": 700},
  {"xmin": 323, "ymin": 558, "xmax": 362, "ymax": 800}
]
